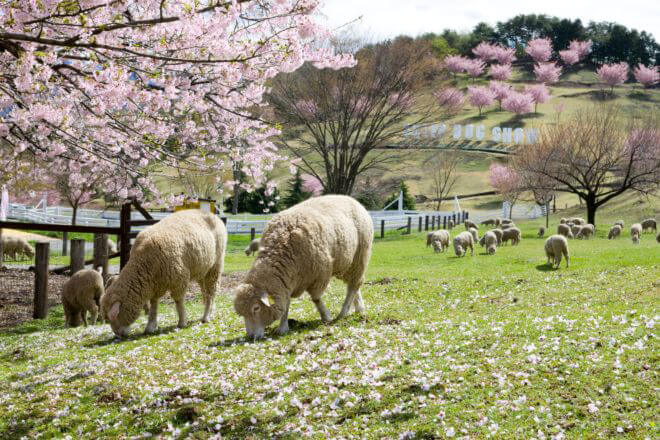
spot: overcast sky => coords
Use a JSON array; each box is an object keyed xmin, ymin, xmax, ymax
[{"xmin": 320, "ymin": 0, "xmax": 659, "ymax": 41}]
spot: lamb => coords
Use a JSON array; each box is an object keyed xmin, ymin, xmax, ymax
[
  {"xmin": 468, "ymin": 227, "xmax": 479, "ymax": 242},
  {"xmin": 538, "ymin": 226, "xmax": 545, "ymax": 238},
  {"xmin": 570, "ymin": 224, "xmax": 582, "ymax": 238},
  {"xmin": 577, "ymin": 223, "xmax": 594, "ymax": 239},
  {"xmin": 480, "ymin": 218, "xmax": 497, "ymax": 226},
  {"xmin": 491, "ymin": 228, "xmax": 503, "ymax": 246},
  {"xmin": 608, "ymin": 225, "xmax": 622, "ymax": 240},
  {"xmin": 544, "ymin": 235, "xmax": 569, "ymax": 269},
  {"xmin": 428, "ymin": 230, "xmax": 450, "ymax": 253},
  {"xmin": 100, "ymin": 209, "xmax": 227, "ymax": 338},
  {"xmin": 481, "ymin": 231, "xmax": 497, "ymax": 255},
  {"xmin": 233, "ymin": 195, "xmax": 373, "ymax": 339},
  {"xmin": 630, "ymin": 223, "xmax": 642, "ymax": 244},
  {"xmin": 641, "ymin": 218, "xmax": 657, "ymax": 233},
  {"xmin": 1, "ymin": 236, "xmax": 35, "ymax": 260},
  {"xmin": 614, "ymin": 220, "xmax": 624, "ymax": 228},
  {"xmin": 62, "ymin": 269, "xmax": 105, "ymax": 327},
  {"xmin": 452, "ymin": 231, "xmax": 474, "ymax": 257},
  {"xmin": 501, "ymin": 227, "xmax": 521, "ymax": 246},
  {"xmin": 464, "ymin": 220, "xmax": 478, "ymax": 230},
  {"xmin": 557, "ymin": 224, "xmax": 573, "ymax": 239},
  {"xmin": 244, "ymin": 238, "xmax": 261, "ymax": 256}
]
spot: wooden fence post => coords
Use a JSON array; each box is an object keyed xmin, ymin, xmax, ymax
[
  {"xmin": 380, "ymin": 220, "xmax": 385, "ymax": 239},
  {"xmin": 250, "ymin": 227, "xmax": 256, "ymax": 241},
  {"xmin": 418, "ymin": 217, "xmax": 422, "ymax": 232},
  {"xmin": 62, "ymin": 231, "xmax": 68, "ymax": 256},
  {"xmin": 431, "ymin": 216, "xmax": 435, "ymax": 230},
  {"xmin": 119, "ymin": 202, "xmax": 131, "ymax": 270},
  {"xmin": 406, "ymin": 217, "xmax": 412, "ymax": 235},
  {"xmin": 424, "ymin": 216, "xmax": 429, "ymax": 231},
  {"xmin": 70, "ymin": 239, "xmax": 85, "ymax": 275},
  {"xmin": 452, "ymin": 212, "xmax": 456, "ymax": 225},
  {"xmin": 0, "ymin": 228, "xmax": 4, "ymax": 267},
  {"xmin": 33, "ymin": 242, "xmax": 50, "ymax": 319},
  {"xmin": 443, "ymin": 216, "xmax": 447, "ymax": 229},
  {"xmin": 93, "ymin": 233, "xmax": 109, "ymax": 283}
]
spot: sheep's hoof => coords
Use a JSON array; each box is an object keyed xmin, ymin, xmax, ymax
[
  {"xmin": 144, "ymin": 324, "xmax": 158, "ymax": 334},
  {"xmin": 275, "ymin": 326, "xmax": 289, "ymax": 336}
]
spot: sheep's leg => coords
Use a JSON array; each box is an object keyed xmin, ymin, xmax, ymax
[
  {"xmin": 144, "ymin": 298, "xmax": 159, "ymax": 334},
  {"xmin": 275, "ymin": 299, "xmax": 290, "ymax": 335},
  {"xmin": 200, "ymin": 269, "xmax": 220, "ymax": 323},
  {"xmin": 81, "ymin": 311, "xmax": 88, "ymax": 327},
  {"xmin": 174, "ymin": 297, "xmax": 187, "ymax": 328},
  {"xmin": 312, "ymin": 297, "xmax": 332, "ymax": 323},
  {"xmin": 352, "ymin": 290, "xmax": 365, "ymax": 314},
  {"xmin": 336, "ymin": 284, "xmax": 360, "ymax": 320}
]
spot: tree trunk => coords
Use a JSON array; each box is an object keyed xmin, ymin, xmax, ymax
[
  {"xmin": 545, "ymin": 201, "xmax": 549, "ymax": 229},
  {"xmin": 508, "ymin": 202, "xmax": 514, "ymax": 219},
  {"xmin": 71, "ymin": 205, "xmax": 78, "ymax": 226},
  {"xmin": 586, "ymin": 193, "xmax": 597, "ymax": 226},
  {"xmin": 232, "ymin": 184, "xmax": 239, "ymax": 215}
]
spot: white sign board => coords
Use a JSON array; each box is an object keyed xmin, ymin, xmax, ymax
[{"xmin": 404, "ymin": 123, "xmax": 539, "ymax": 145}]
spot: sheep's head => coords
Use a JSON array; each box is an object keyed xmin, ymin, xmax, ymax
[
  {"xmin": 487, "ymin": 245, "xmax": 496, "ymax": 255},
  {"xmin": 100, "ymin": 281, "xmax": 141, "ymax": 338},
  {"xmin": 25, "ymin": 245, "xmax": 35, "ymax": 258},
  {"xmin": 234, "ymin": 283, "xmax": 279, "ymax": 340},
  {"xmin": 453, "ymin": 243, "xmax": 464, "ymax": 257}
]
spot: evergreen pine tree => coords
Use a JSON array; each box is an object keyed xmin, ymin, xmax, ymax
[
  {"xmin": 385, "ymin": 181, "xmax": 416, "ymax": 210},
  {"xmin": 283, "ymin": 169, "xmax": 312, "ymax": 208}
]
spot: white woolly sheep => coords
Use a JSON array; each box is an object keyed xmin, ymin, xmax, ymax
[
  {"xmin": 538, "ymin": 226, "xmax": 545, "ymax": 238},
  {"xmin": 544, "ymin": 235, "xmax": 569, "ymax": 269},
  {"xmin": 495, "ymin": 218, "xmax": 501, "ymax": 227},
  {"xmin": 234, "ymin": 195, "xmax": 373, "ymax": 339},
  {"xmin": 482, "ymin": 231, "xmax": 497, "ymax": 255},
  {"xmin": 104, "ymin": 274, "xmax": 149, "ymax": 317},
  {"xmin": 570, "ymin": 224, "xmax": 582, "ymax": 238},
  {"xmin": 491, "ymin": 228, "xmax": 503, "ymax": 246},
  {"xmin": 464, "ymin": 220, "xmax": 478, "ymax": 231},
  {"xmin": 559, "ymin": 218, "xmax": 567, "ymax": 224},
  {"xmin": 1, "ymin": 236, "xmax": 35, "ymax": 261},
  {"xmin": 453, "ymin": 231, "xmax": 474, "ymax": 257},
  {"xmin": 501, "ymin": 223, "xmax": 515, "ymax": 230},
  {"xmin": 468, "ymin": 227, "xmax": 479, "ymax": 242},
  {"xmin": 641, "ymin": 218, "xmax": 657, "ymax": 233},
  {"xmin": 501, "ymin": 219, "xmax": 513, "ymax": 225},
  {"xmin": 447, "ymin": 219, "xmax": 454, "ymax": 229},
  {"xmin": 429, "ymin": 230, "xmax": 450, "ymax": 253},
  {"xmin": 62, "ymin": 269, "xmax": 105, "ymax": 327},
  {"xmin": 100, "ymin": 209, "xmax": 227, "ymax": 338},
  {"xmin": 480, "ymin": 218, "xmax": 497, "ymax": 226},
  {"xmin": 630, "ymin": 223, "xmax": 642, "ymax": 244},
  {"xmin": 501, "ymin": 227, "xmax": 521, "ymax": 246},
  {"xmin": 571, "ymin": 217, "xmax": 585, "ymax": 225},
  {"xmin": 557, "ymin": 224, "xmax": 573, "ymax": 239},
  {"xmin": 244, "ymin": 238, "xmax": 261, "ymax": 256},
  {"xmin": 577, "ymin": 224, "xmax": 594, "ymax": 239},
  {"xmin": 608, "ymin": 225, "xmax": 622, "ymax": 240},
  {"xmin": 614, "ymin": 220, "xmax": 624, "ymax": 228}
]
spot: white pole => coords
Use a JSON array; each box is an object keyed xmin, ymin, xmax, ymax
[{"xmin": 398, "ymin": 190, "xmax": 403, "ymax": 212}]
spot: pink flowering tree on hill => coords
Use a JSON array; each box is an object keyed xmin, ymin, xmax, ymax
[
  {"xmin": 525, "ymin": 38, "xmax": 553, "ymax": 63},
  {"xmin": 489, "ymin": 163, "xmax": 523, "ymax": 218},
  {"xmin": 524, "ymin": 84, "xmax": 551, "ymax": 113},
  {"xmin": 633, "ymin": 65, "xmax": 659, "ymax": 88},
  {"xmin": 444, "ymin": 55, "xmax": 469, "ymax": 77},
  {"xmin": 559, "ymin": 50, "xmax": 580, "ymax": 66},
  {"xmin": 301, "ymin": 174, "xmax": 323, "ymax": 197},
  {"xmin": 472, "ymin": 42, "xmax": 498, "ymax": 61},
  {"xmin": 569, "ymin": 40, "xmax": 593, "ymax": 60},
  {"xmin": 0, "ymin": 1, "xmax": 354, "ymax": 205},
  {"xmin": 433, "ymin": 88, "xmax": 465, "ymax": 115},
  {"xmin": 490, "ymin": 64, "xmax": 513, "ymax": 81},
  {"xmin": 465, "ymin": 59, "xmax": 486, "ymax": 79},
  {"xmin": 489, "ymin": 81, "xmax": 513, "ymax": 111},
  {"xmin": 597, "ymin": 63, "xmax": 629, "ymax": 95},
  {"xmin": 467, "ymin": 86, "xmax": 495, "ymax": 116},
  {"xmin": 502, "ymin": 92, "xmax": 534, "ymax": 116},
  {"xmin": 534, "ymin": 63, "xmax": 563, "ymax": 84},
  {"xmin": 493, "ymin": 46, "xmax": 517, "ymax": 65}
]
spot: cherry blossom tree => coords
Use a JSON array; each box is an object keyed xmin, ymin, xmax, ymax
[
  {"xmin": 633, "ymin": 64, "xmax": 660, "ymax": 88},
  {"xmin": 597, "ymin": 62, "xmax": 629, "ymax": 94},
  {"xmin": 433, "ymin": 88, "xmax": 465, "ymax": 115},
  {"xmin": 502, "ymin": 92, "xmax": 534, "ymax": 115},
  {"xmin": 465, "ymin": 59, "xmax": 486, "ymax": 79},
  {"xmin": 492, "ymin": 46, "xmax": 517, "ymax": 65},
  {"xmin": 524, "ymin": 84, "xmax": 551, "ymax": 113},
  {"xmin": 444, "ymin": 55, "xmax": 469, "ymax": 76},
  {"xmin": 559, "ymin": 50, "xmax": 580, "ymax": 65},
  {"xmin": 568, "ymin": 40, "xmax": 593, "ymax": 60},
  {"xmin": 0, "ymin": 1, "xmax": 353, "ymax": 204},
  {"xmin": 534, "ymin": 62, "xmax": 563, "ymax": 84},
  {"xmin": 301, "ymin": 174, "xmax": 323, "ymax": 197},
  {"xmin": 489, "ymin": 163, "xmax": 523, "ymax": 218},
  {"xmin": 525, "ymin": 38, "xmax": 553, "ymax": 63},
  {"xmin": 472, "ymin": 42, "xmax": 498, "ymax": 61},
  {"xmin": 489, "ymin": 81, "xmax": 513, "ymax": 110},
  {"xmin": 489, "ymin": 64, "xmax": 513, "ymax": 81},
  {"xmin": 467, "ymin": 86, "xmax": 495, "ymax": 116}
]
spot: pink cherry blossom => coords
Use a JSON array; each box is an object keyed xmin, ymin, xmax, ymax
[
  {"xmin": 301, "ymin": 174, "xmax": 323, "ymax": 196},
  {"xmin": 444, "ymin": 55, "xmax": 470, "ymax": 75},
  {"xmin": 433, "ymin": 88, "xmax": 465, "ymax": 114},
  {"xmin": 465, "ymin": 59, "xmax": 486, "ymax": 78},
  {"xmin": 492, "ymin": 46, "xmax": 517, "ymax": 65},
  {"xmin": 568, "ymin": 40, "xmax": 593, "ymax": 60},
  {"xmin": 559, "ymin": 50, "xmax": 580, "ymax": 66},
  {"xmin": 525, "ymin": 38, "xmax": 553, "ymax": 62},
  {"xmin": 633, "ymin": 64, "xmax": 659, "ymax": 88},
  {"xmin": 472, "ymin": 42, "xmax": 498, "ymax": 61},
  {"xmin": 524, "ymin": 84, "xmax": 551, "ymax": 112},
  {"xmin": 597, "ymin": 63, "xmax": 629, "ymax": 90},
  {"xmin": 489, "ymin": 64, "xmax": 513, "ymax": 81},
  {"xmin": 534, "ymin": 62, "xmax": 563, "ymax": 84},
  {"xmin": 502, "ymin": 91, "xmax": 534, "ymax": 115},
  {"xmin": 467, "ymin": 86, "xmax": 495, "ymax": 116}
]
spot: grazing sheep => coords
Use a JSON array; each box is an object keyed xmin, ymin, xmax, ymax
[
  {"xmin": 614, "ymin": 220, "xmax": 624, "ymax": 228},
  {"xmin": 447, "ymin": 219, "xmax": 454, "ymax": 230},
  {"xmin": 559, "ymin": 218, "xmax": 567, "ymax": 224},
  {"xmin": 468, "ymin": 227, "xmax": 479, "ymax": 242},
  {"xmin": 570, "ymin": 224, "xmax": 582, "ymax": 238},
  {"xmin": 428, "ymin": 230, "xmax": 450, "ymax": 253},
  {"xmin": 1, "ymin": 236, "xmax": 35, "ymax": 261},
  {"xmin": 538, "ymin": 226, "xmax": 546, "ymax": 238},
  {"xmin": 107, "ymin": 238, "xmax": 118, "ymax": 255},
  {"xmin": 577, "ymin": 224, "xmax": 594, "ymax": 239},
  {"xmin": 501, "ymin": 223, "xmax": 515, "ymax": 230},
  {"xmin": 501, "ymin": 227, "xmax": 521, "ymax": 246},
  {"xmin": 234, "ymin": 195, "xmax": 373, "ymax": 339},
  {"xmin": 101, "ymin": 209, "xmax": 227, "ymax": 338},
  {"xmin": 62, "ymin": 269, "xmax": 104, "ymax": 327},
  {"xmin": 481, "ymin": 231, "xmax": 497, "ymax": 255},
  {"xmin": 491, "ymin": 228, "xmax": 503, "ymax": 246},
  {"xmin": 501, "ymin": 219, "xmax": 513, "ymax": 225},
  {"xmin": 641, "ymin": 218, "xmax": 657, "ymax": 233},
  {"xmin": 608, "ymin": 225, "xmax": 622, "ymax": 240},
  {"xmin": 631, "ymin": 223, "xmax": 642, "ymax": 244},
  {"xmin": 557, "ymin": 224, "xmax": 573, "ymax": 239},
  {"xmin": 244, "ymin": 238, "xmax": 261, "ymax": 256},
  {"xmin": 464, "ymin": 220, "xmax": 478, "ymax": 231},
  {"xmin": 480, "ymin": 218, "xmax": 497, "ymax": 227},
  {"xmin": 544, "ymin": 235, "xmax": 569, "ymax": 269},
  {"xmin": 495, "ymin": 218, "xmax": 502, "ymax": 227},
  {"xmin": 104, "ymin": 274, "xmax": 148, "ymax": 317},
  {"xmin": 453, "ymin": 231, "xmax": 474, "ymax": 257},
  {"xmin": 571, "ymin": 217, "xmax": 585, "ymax": 225}
]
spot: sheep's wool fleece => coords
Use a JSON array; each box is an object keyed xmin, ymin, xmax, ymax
[
  {"xmin": 243, "ymin": 195, "xmax": 373, "ymax": 301},
  {"xmin": 101, "ymin": 209, "xmax": 227, "ymax": 327}
]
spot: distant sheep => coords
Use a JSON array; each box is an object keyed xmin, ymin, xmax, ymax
[
  {"xmin": 480, "ymin": 218, "xmax": 497, "ymax": 226},
  {"xmin": 614, "ymin": 220, "xmax": 624, "ymax": 228},
  {"xmin": 544, "ymin": 235, "xmax": 569, "ymax": 269},
  {"xmin": 491, "ymin": 228, "xmax": 503, "ymax": 246},
  {"xmin": 641, "ymin": 218, "xmax": 657, "ymax": 233},
  {"xmin": 482, "ymin": 231, "xmax": 497, "ymax": 255},
  {"xmin": 577, "ymin": 224, "xmax": 594, "ymax": 239},
  {"xmin": 608, "ymin": 225, "xmax": 622, "ymax": 240},
  {"xmin": 234, "ymin": 195, "xmax": 373, "ymax": 339},
  {"xmin": 447, "ymin": 219, "xmax": 454, "ymax": 229},
  {"xmin": 107, "ymin": 238, "xmax": 118, "ymax": 255},
  {"xmin": 468, "ymin": 227, "xmax": 479, "ymax": 242},
  {"xmin": 631, "ymin": 223, "xmax": 642, "ymax": 244},
  {"xmin": 464, "ymin": 220, "xmax": 478, "ymax": 230},
  {"xmin": 501, "ymin": 223, "xmax": 515, "ymax": 230},
  {"xmin": 501, "ymin": 227, "xmax": 521, "ymax": 246},
  {"xmin": 453, "ymin": 231, "xmax": 474, "ymax": 257},
  {"xmin": 244, "ymin": 238, "xmax": 261, "ymax": 256},
  {"xmin": 570, "ymin": 224, "xmax": 582, "ymax": 238},
  {"xmin": 571, "ymin": 217, "xmax": 586, "ymax": 225},
  {"xmin": 557, "ymin": 224, "xmax": 573, "ymax": 239},
  {"xmin": 62, "ymin": 269, "xmax": 104, "ymax": 327},
  {"xmin": 559, "ymin": 218, "xmax": 567, "ymax": 224},
  {"xmin": 428, "ymin": 230, "xmax": 450, "ymax": 253},
  {"xmin": 501, "ymin": 219, "xmax": 513, "ymax": 225},
  {"xmin": 538, "ymin": 226, "xmax": 545, "ymax": 238},
  {"xmin": 1, "ymin": 236, "xmax": 35, "ymax": 261},
  {"xmin": 101, "ymin": 209, "xmax": 227, "ymax": 338}
]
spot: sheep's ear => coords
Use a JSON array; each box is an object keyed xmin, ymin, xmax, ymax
[
  {"xmin": 108, "ymin": 302, "xmax": 121, "ymax": 321},
  {"xmin": 259, "ymin": 296, "xmax": 270, "ymax": 307}
]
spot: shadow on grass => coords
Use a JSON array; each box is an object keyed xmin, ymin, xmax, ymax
[
  {"xmin": 209, "ymin": 318, "xmax": 329, "ymax": 347},
  {"xmin": 83, "ymin": 322, "xmax": 186, "ymax": 347},
  {"xmin": 0, "ymin": 309, "xmax": 66, "ymax": 337},
  {"xmin": 535, "ymin": 264, "xmax": 557, "ymax": 272},
  {"xmin": 627, "ymin": 91, "xmax": 657, "ymax": 102}
]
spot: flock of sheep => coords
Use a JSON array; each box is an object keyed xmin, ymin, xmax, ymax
[{"xmin": 3, "ymin": 194, "xmax": 658, "ymax": 340}]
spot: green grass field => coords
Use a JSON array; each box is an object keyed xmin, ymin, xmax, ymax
[{"xmin": 1, "ymin": 215, "xmax": 658, "ymax": 439}]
